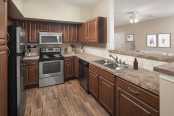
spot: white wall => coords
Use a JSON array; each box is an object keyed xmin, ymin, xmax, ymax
[{"xmin": 20, "ymin": 0, "xmax": 91, "ymax": 22}]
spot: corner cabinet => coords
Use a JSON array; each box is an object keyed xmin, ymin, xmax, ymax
[
  {"xmin": 116, "ymin": 78, "xmax": 159, "ymax": 116},
  {"xmin": 25, "ymin": 60, "xmax": 39, "ymax": 88}
]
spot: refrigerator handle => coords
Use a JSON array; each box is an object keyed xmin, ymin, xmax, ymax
[
  {"xmin": 7, "ymin": 32, "xmax": 10, "ymax": 42},
  {"xmin": 7, "ymin": 47, "xmax": 10, "ymax": 57}
]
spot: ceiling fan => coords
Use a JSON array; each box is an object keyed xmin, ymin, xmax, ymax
[{"xmin": 129, "ymin": 11, "xmax": 153, "ymax": 24}]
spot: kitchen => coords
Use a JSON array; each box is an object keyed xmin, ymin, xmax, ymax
[{"xmin": 1, "ymin": 0, "xmax": 174, "ymax": 116}]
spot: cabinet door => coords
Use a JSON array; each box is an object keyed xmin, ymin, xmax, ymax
[
  {"xmin": 74, "ymin": 57, "xmax": 79, "ymax": 78},
  {"xmin": 88, "ymin": 17, "xmax": 98, "ymax": 43},
  {"xmin": 116, "ymin": 87, "xmax": 159, "ymax": 116},
  {"xmin": 16, "ymin": 20, "xmax": 28, "ymax": 43},
  {"xmin": 64, "ymin": 61, "xmax": 74, "ymax": 79},
  {"xmin": 99, "ymin": 76, "xmax": 114, "ymax": 116},
  {"xmin": 50, "ymin": 23, "xmax": 59, "ymax": 32},
  {"xmin": 40, "ymin": 23, "xmax": 51, "ymax": 32},
  {"xmin": 79, "ymin": 23, "xmax": 88, "ymax": 43},
  {"xmin": 28, "ymin": 22, "xmax": 39, "ymax": 43},
  {"xmin": 89, "ymin": 69, "xmax": 99, "ymax": 99},
  {"xmin": 0, "ymin": 0, "xmax": 7, "ymax": 44},
  {"xmin": 0, "ymin": 46, "xmax": 7, "ymax": 116},
  {"xmin": 69, "ymin": 25, "xmax": 78, "ymax": 42},
  {"xmin": 63, "ymin": 24, "xmax": 70, "ymax": 43},
  {"xmin": 26, "ymin": 65, "xmax": 38, "ymax": 86}
]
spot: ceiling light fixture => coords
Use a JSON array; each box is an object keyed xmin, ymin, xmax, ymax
[{"xmin": 130, "ymin": 11, "xmax": 139, "ymax": 24}]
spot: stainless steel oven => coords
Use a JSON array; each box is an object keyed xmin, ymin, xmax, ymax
[
  {"xmin": 39, "ymin": 60, "xmax": 64, "ymax": 78},
  {"xmin": 39, "ymin": 48, "xmax": 64, "ymax": 87}
]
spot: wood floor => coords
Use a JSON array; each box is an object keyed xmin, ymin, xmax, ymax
[{"xmin": 24, "ymin": 79, "xmax": 110, "ymax": 116}]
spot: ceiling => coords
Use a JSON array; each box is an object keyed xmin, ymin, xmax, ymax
[
  {"xmin": 48, "ymin": 0, "xmax": 100, "ymax": 7},
  {"xmin": 115, "ymin": 0, "xmax": 174, "ymax": 26}
]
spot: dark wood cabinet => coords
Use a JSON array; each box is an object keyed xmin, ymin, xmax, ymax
[
  {"xmin": 0, "ymin": 0, "xmax": 7, "ymax": 116},
  {"xmin": 28, "ymin": 22, "xmax": 39, "ymax": 43},
  {"xmin": 99, "ymin": 76, "xmax": 114, "ymax": 116},
  {"xmin": 40, "ymin": 23, "xmax": 51, "ymax": 32},
  {"xmin": 63, "ymin": 24, "xmax": 70, "ymax": 43},
  {"xmin": 74, "ymin": 57, "xmax": 79, "ymax": 78},
  {"xmin": 0, "ymin": 46, "xmax": 7, "ymax": 116},
  {"xmin": 116, "ymin": 78, "xmax": 159, "ymax": 116},
  {"xmin": 64, "ymin": 57, "xmax": 74, "ymax": 80},
  {"xmin": 69, "ymin": 25, "xmax": 78, "ymax": 42},
  {"xmin": 79, "ymin": 23, "xmax": 88, "ymax": 43},
  {"xmin": 89, "ymin": 64, "xmax": 115, "ymax": 116},
  {"xmin": 16, "ymin": 20, "xmax": 28, "ymax": 43},
  {"xmin": 89, "ymin": 69, "xmax": 99, "ymax": 99},
  {"xmin": 88, "ymin": 17, "xmax": 107, "ymax": 43},
  {"xmin": 25, "ymin": 60, "xmax": 39, "ymax": 88},
  {"xmin": 0, "ymin": 0, "xmax": 7, "ymax": 44}
]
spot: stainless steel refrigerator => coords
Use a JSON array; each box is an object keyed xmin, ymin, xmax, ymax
[{"xmin": 8, "ymin": 25, "xmax": 26, "ymax": 116}]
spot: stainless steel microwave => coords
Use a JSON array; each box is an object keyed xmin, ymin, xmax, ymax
[{"xmin": 39, "ymin": 32, "xmax": 62, "ymax": 44}]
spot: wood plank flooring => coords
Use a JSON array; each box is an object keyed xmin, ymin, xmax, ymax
[{"xmin": 24, "ymin": 79, "xmax": 110, "ymax": 116}]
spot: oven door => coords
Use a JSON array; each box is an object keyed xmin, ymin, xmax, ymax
[{"xmin": 39, "ymin": 60, "xmax": 64, "ymax": 78}]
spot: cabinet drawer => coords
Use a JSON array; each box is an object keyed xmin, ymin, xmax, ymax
[
  {"xmin": 26, "ymin": 60, "xmax": 38, "ymax": 66},
  {"xmin": 64, "ymin": 57, "xmax": 74, "ymax": 62},
  {"xmin": 116, "ymin": 78, "xmax": 159, "ymax": 110},
  {"xmin": 89, "ymin": 64, "xmax": 115, "ymax": 83}
]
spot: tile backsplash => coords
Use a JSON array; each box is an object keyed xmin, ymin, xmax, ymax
[{"xmin": 25, "ymin": 43, "xmax": 168, "ymax": 71}]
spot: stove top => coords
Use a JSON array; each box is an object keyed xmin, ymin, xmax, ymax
[{"xmin": 39, "ymin": 48, "xmax": 64, "ymax": 62}]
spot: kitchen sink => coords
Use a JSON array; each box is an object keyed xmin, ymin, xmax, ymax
[
  {"xmin": 93, "ymin": 60, "xmax": 127, "ymax": 70},
  {"xmin": 93, "ymin": 59, "xmax": 114, "ymax": 65}
]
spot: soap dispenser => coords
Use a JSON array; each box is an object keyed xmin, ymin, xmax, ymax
[{"xmin": 133, "ymin": 58, "xmax": 138, "ymax": 70}]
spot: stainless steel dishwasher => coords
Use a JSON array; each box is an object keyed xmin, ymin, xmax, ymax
[{"xmin": 78, "ymin": 59, "xmax": 89, "ymax": 92}]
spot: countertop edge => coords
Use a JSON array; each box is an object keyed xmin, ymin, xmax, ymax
[{"xmin": 108, "ymin": 50, "xmax": 174, "ymax": 62}]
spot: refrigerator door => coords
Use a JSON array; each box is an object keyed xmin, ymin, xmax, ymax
[
  {"xmin": 17, "ymin": 56, "xmax": 26, "ymax": 116},
  {"xmin": 16, "ymin": 27, "xmax": 25, "ymax": 54}
]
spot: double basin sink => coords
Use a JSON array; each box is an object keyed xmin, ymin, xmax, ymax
[{"xmin": 93, "ymin": 59, "xmax": 128, "ymax": 71}]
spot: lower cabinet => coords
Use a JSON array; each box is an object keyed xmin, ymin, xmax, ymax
[
  {"xmin": 116, "ymin": 78, "xmax": 159, "ymax": 116},
  {"xmin": 0, "ymin": 46, "xmax": 7, "ymax": 116},
  {"xmin": 99, "ymin": 76, "xmax": 114, "ymax": 116},
  {"xmin": 89, "ymin": 69, "xmax": 99, "ymax": 99},
  {"xmin": 89, "ymin": 64, "xmax": 115, "ymax": 116},
  {"xmin": 25, "ymin": 60, "xmax": 39, "ymax": 88},
  {"xmin": 64, "ymin": 57, "xmax": 74, "ymax": 80}
]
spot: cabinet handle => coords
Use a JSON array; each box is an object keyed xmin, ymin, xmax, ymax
[{"xmin": 128, "ymin": 87, "xmax": 140, "ymax": 95}]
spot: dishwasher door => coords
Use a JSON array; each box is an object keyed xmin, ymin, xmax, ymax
[{"xmin": 78, "ymin": 59, "xmax": 89, "ymax": 92}]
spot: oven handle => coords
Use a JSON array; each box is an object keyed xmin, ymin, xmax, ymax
[{"xmin": 39, "ymin": 60, "xmax": 64, "ymax": 63}]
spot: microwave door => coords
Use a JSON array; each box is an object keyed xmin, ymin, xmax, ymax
[{"xmin": 40, "ymin": 35, "xmax": 58, "ymax": 44}]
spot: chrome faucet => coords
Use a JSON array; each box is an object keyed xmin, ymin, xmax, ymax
[{"xmin": 109, "ymin": 54, "xmax": 118, "ymax": 63}]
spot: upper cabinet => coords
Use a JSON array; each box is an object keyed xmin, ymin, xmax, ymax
[
  {"xmin": 15, "ymin": 16, "xmax": 106, "ymax": 43},
  {"xmin": 40, "ymin": 23, "xmax": 50, "ymax": 32},
  {"xmin": 28, "ymin": 22, "xmax": 39, "ymax": 43},
  {"xmin": 79, "ymin": 17, "xmax": 107, "ymax": 43},
  {"xmin": 69, "ymin": 25, "xmax": 78, "ymax": 42}
]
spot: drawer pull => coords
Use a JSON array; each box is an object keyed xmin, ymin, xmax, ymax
[{"xmin": 128, "ymin": 87, "xmax": 140, "ymax": 95}]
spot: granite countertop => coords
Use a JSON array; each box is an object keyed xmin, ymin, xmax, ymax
[
  {"xmin": 62, "ymin": 53, "xmax": 159, "ymax": 95},
  {"xmin": 154, "ymin": 62, "xmax": 174, "ymax": 77},
  {"xmin": 24, "ymin": 56, "xmax": 40, "ymax": 61},
  {"xmin": 109, "ymin": 50, "xmax": 174, "ymax": 62}
]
